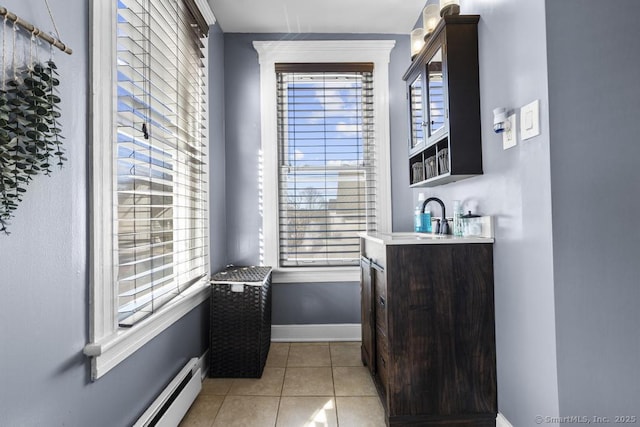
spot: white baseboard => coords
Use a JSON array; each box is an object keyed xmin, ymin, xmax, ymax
[
  {"xmin": 271, "ymin": 323, "xmax": 361, "ymax": 342},
  {"xmin": 497, "ymin": 413, "xmax": 514, "ymax": 427}
]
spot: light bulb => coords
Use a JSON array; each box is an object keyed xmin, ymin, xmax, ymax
[
  {"xmin": 422, "ymin": 5, "xmax": 440, "ymax": 38},
  {"xmin": 410, "ymin": 28, "xmax": 426, "ymax": 58}
]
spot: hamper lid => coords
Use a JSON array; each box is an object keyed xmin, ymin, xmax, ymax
[{"xmin": 211, "ymin": 265, "xmax": 272, "ymax": 285}]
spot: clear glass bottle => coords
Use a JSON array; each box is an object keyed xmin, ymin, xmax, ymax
[
  {"xmin": 414, "ymin": 194, "xmax": 425, "ymax": 232},
  {"xmin": 453, "ymin": 200, "xmax": 463, "ymax": 236}
]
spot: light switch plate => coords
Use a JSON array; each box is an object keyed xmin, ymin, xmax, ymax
[
  {"xmin": 520, "ymin": 99, "xmax": 540, "ymax": 140},
  {"xmin": 503, "ymin": 114, "xmax": 517, "ymax": 149}
]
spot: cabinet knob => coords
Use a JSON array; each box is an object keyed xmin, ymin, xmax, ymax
[{"xmin": 379, "ymin": 296, "xmax": 385, "ymax": 307}]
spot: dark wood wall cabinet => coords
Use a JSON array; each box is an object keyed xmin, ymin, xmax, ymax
[
  {"xmin": 360, "ymin": 236, "xmax": 497, "ymax": 426},
  {"xmin": 405, "ymin": 15, "xmax": 483, "ymax": 187}
]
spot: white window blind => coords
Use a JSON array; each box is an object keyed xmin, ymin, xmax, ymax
[
  {"xmin": 276, "ymin": 63, "xmax": 376, "ymax": 267},
  {"xmin": 116, "ymin": 0, "xmax": 208, "ymax": 327}
]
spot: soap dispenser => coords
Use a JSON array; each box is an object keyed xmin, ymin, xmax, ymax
[{"xmin": 414, "ymin": 193, "xmax": 431, "ymax": 233}]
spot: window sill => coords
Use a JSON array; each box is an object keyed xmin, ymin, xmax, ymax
[
  {"xmin": 83, "ymin": 280, "xmax": 210, "ymax": 380},
  {"xmin": 272, "ymin": 266, "xmax": 360, "ymax": 283}
]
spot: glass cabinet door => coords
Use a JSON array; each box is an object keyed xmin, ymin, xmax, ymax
[
  {"xmin": 408, "ymin": 73, "xmax": 424, "ymax": 151},
  {"xmin": 426, "ymin": 48, "xmax": 445, "ymax": 141}
]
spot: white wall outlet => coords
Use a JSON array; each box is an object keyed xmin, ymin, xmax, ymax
[
  {"xmin": 503, "ymin": 114, "xmax": 517, "ymax": 150},
  {"xmin": 520, "ymin": 99, "xmax": 540, "ymax": 140}
]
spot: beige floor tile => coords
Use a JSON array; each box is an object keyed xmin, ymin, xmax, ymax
[
  {"xmin": 329, "ymin": 343, "xmax": 363, "ymax": 367},
  {"xmin": 287, "ymin": 344, "xmax": 331, "ymax": 367},
  {"xmin": 186, "ymin": 343, "xmax": 384, "ymax": 427},
  {"xmin": 179, "ymin": 394, "xmax": 224, "ymax": 427},
  {"xmin": 290, "ymin": 342, "xmax": 330, "ymax": 346},
  {"xmin": 335, "ymin": 396, "xmax": 386, "ymax": 427},
  {"xmin": 282, "ymin": 367, "xmax": 334, "ymax": 396},
  {"xmin": 212, "ymin": 395, "xmax": 280, "ymax": 427},
  {"xmin": 201, "ymin": 378, "xmax": 234, "ymax": 395},
  {"xmin": 266, "ymin": 342, "xmax": 290, "ymax": 368},
  {"xmin": 227, "ymin": 367, "xmax": 285, "ymax": 396},
  {"xmin": 276, "ymin": 396, "xmax": 338, "ymax": 427},
  {"xmin": 333, "ymin": 367, "xmax": 377, "ymax": 396}
]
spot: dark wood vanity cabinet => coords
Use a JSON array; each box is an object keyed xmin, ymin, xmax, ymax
[{"xmin": 360, "ymin": 237, "xmax": 497, "ymax": 426}]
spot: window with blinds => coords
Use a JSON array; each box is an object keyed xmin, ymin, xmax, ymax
[
  {"xmin": 115, "ymin": 0, "xmax": 208, "ymax": 327},
  {"xmin": 276, "ymin": 63, "xmax": 376, "ymax": 267}
]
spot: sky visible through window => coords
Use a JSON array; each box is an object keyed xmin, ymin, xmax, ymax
[{"xmin": 282, "ymin": 73, "xmax": 366, "ymax": 204}]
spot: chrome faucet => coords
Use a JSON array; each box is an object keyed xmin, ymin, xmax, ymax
[{"xmin": 421, "ymin": 197, "xmax": 449, "ymax": 234}]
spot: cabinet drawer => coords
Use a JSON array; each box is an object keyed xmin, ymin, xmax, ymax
[{"xmin": 376, "ymin": 329, "xmax": 389, "ymax": 392}]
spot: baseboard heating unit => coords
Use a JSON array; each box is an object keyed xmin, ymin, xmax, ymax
[{"xmin": 133, "ymin": 358, "xmax": 201, "ymax": 427}]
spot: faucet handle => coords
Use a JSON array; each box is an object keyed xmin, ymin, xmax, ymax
[{"xmin": 440, "ymin": 218, "xmax": 449, "ymax": 235}]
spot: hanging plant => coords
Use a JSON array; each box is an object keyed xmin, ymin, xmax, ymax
[{"xmin": 0, "ymin": 51, "xmax": 65, "ymax": 233}]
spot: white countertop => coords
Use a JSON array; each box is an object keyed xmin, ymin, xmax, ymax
[{"xmin": 359, "ymin": 231, "xmax": 494, "ymax": 245}]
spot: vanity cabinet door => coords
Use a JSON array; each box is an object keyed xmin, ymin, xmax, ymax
[
  {"xmin": 408, "ymin": 72, "xmax": 425, "ymax": 154},
  {"xmin": 426, "ymin": 47, "xmax": 446, "ymax": 143},
  {"xmin": 360, "ymin": 256, "xmax": 375, "ymax": 371}
]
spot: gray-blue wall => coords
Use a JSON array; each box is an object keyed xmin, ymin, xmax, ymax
[
  {"xmin": 0, "ymin": 3, "xmax": 222, "ymax": 425},
  {"xmin": 546, "ymin": 0, "xmax": 640, "ymax": 421},
  {"xmin": 272, "ymin": 282, "xmax": 361, "ymax": 324},
  {"xmin": 209, "ymin": 23, "xmax": 228, "ymax": 272},
  {"xmin": 222, "ymin": 33, "xmax": 412, "ymax": 325}
]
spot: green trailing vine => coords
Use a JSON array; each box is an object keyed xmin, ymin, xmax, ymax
[{"xmin": 0, "ymin": 60, "xmax": 64, "ymax": 234}]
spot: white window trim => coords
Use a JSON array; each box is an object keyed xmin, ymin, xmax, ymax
[
  {"xmin": 85, "ymin": 0, "xmax": 215, "ymax": 380},
  {"xmin": 254, "ymin": 40, "xmax": 395, "ymax": 283}
]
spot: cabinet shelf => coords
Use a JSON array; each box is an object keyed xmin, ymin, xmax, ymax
[{"xmin": 404, "ymin": 15, "xmax": 482, "ymax": 187}]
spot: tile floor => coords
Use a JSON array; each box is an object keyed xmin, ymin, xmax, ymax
[{"xmin": 179, "ymin": 342, "xmax": 386, "ymax": 427}]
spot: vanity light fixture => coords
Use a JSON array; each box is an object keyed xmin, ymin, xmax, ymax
[
  {"xmin": 440, "ymin": 0, "xmax": 460, "ymax": 16},
  {"xmin": 422, "ymin": 4, "xmax": 440, "ymax": 39},
  {"xmin": 410, "ymin": 28, "xmax": 426, "ymax": 59}
]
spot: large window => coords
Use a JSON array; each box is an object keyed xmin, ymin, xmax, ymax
[
  {"xmin": 254, "ymin": 40, "xmax": 395, "ymax": 283},
  {"xmin": 276, "ymin": 64, "xmax": 376, "ymax": 267},
  {"xmin": 115, "ymin": 0, "xmax": 208, "ymax": 327},
  {"xmin": 86, "ymin": 0, "xmax": 215, "ymax": 379}
]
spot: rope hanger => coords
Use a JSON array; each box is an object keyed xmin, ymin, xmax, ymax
[{"xmin": 0, "ymin": 2, "xmax": 72, "ymax": 55}]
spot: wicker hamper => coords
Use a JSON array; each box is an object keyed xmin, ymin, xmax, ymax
[{"xmin": 209, "ymin": 266, "xmax": 272, "ymax": 378}]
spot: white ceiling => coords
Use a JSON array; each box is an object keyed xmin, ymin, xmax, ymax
[{"xmin": 208, "ymin": 0, "xmax": 427, "ymax": 34}]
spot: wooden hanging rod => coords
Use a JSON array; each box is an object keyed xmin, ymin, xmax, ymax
[{"xmin": 0, "ymin": 6, "xmax": 72, "ymax": 55}]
